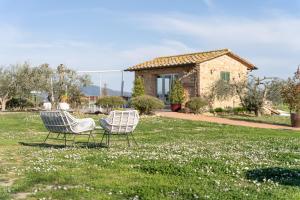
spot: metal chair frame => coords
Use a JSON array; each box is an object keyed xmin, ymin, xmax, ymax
[
  {"xmin": 99, "ymin": 110, "xmax": 139, "ymax": 148},
  {"xmin": 40, "ymin": 111, "xmax": 96, "ymax": 147}
]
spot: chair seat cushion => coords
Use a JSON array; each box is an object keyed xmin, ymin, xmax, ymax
[{"xmin": 73, "ymin": 118, "xmax": 96, "ymax": 133}]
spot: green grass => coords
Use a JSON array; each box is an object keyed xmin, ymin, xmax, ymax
[
  {"xmin": 219, "ymin": 114, "xmax": 291, "ymax": 126},
  {"xmin": 0, "ymin": 112, "xmax": 300, "ymax": 199}
]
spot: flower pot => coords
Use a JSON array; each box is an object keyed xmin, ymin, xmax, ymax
[
  {"xmin": 171, "ymin": 103, "xmax": 181, "ymax": 112},
  {"xmin": 291, "ymin": 113, "xmax": 300, "ymax": 127}
]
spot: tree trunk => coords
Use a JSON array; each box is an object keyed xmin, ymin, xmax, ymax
[
  {"xmin": 1, "ymin": 100, "xmax": 7, "ymax": 111},
  {"xmin": 254, "ymin": 109, "xmax": 261, "ymax": 117}
]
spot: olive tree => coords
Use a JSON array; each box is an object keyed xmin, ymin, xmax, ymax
[
  {"xmin": 211, "ymin": 75, "xmax": 274, "ymax": 116},
  {"xmin": 0, "ymin": 63, "xmax": 52, "ymax": 111},
  {"xmin": 0, "ymin": 67, "xmax": 17, "ymax": 111},
  {"xmin": 0, "ymin": 63, "xmax": 90, "ymax": 111},
  {"xmin": 51, "ymin": 64, "xmax": 91, "ymax": 108}
]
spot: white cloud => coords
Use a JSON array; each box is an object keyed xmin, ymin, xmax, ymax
[
  {"xmin": 138, "ymin": 13, "xmax": 300, "ymax": 78},
  {"xmin": 119, "ymin": 39, "xmax": 195, "ymax": 64},
  {"xmin": 143, "ymin": 14, "xmax": 300, "ymax": 50},
  {"xmin": 0, "ymin": 23, "xmax": 193, "ymax": 91}
]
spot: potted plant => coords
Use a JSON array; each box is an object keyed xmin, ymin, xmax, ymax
[
  {"xmin": 169, "ymin": 79, "xmax": 185, "ymax": 112},
  {"xmin": 281, "ymin": 74, "xmax": 300, "ymax": 127}
]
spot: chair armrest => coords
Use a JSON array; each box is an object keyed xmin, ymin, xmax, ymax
[{"xmin": 100, "ymin": 118, "xmax": 112, "ymax": 125}]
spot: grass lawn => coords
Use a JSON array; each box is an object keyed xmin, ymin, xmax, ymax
[
  {"xmin": 0, "ymin": 112, "xmax": 300, "ymax": 199},
  {"xmin": 219, "ymin": 114, "xmax": 291, "ymax": 126}
]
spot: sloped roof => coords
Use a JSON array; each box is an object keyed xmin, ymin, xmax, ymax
[{"xmin": 125, "ymin": 49, "xmax": 257, "ymax": 71}]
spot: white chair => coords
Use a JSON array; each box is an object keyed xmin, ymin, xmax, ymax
[
  {"xmin": 40, "ymin": 111, "xmax": 96, "ymax": 147},
  {"xmin": 100, "ymin": 110, "xmax": 139, "ymax": 147},
  {"xmin": 58, "ymin": 102, "xmax": 70, "ymax": 111},
  {"xmin": 43, "ymin": 102, "xmax": 52, "ymax": 111}
]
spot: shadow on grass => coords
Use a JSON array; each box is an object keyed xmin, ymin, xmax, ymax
[
  {"xmin": 19, "ymin": 142, "xmax": 107, "ymax": 149},
  {"xmin": 246, "ymin": 167, "xmax": 300, "ymax": 186}
]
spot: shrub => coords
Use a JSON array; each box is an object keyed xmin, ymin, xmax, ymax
[
  {"xmin": 7, "ymin": 98, "xmax": 34, "ymax": 110},
  {"xmin": 132, "ymin": 76, "xmax": 145, "ymax": 97},
  {"xmin": 186, "ymin": 97, "xmax": 208, "ymax": 114},
  {"xmin": 130, "ymin": 95, "xmax": 164, "ymax": 115},
  {"xmin": 233, "ymin": 107, "xmax": 246, "ymax": 114},
  {"xmin": 170, "ymin": 80, "xmax": 185, "ymax": 104},
  {"xmin": 214, "ymin": 107, "xmax": 224, "ymax": 113},
  {"xmin": 224, "ymin": 107, "xmax": 233, "ymax": 114},
  {"xmin": 95, "ymin": 96, "xmax": 126, "ymax": 109}
]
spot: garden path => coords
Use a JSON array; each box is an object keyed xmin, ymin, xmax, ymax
[{"xmin": 156, "ymin": 111, "xmax": 300, "ymax": 131}]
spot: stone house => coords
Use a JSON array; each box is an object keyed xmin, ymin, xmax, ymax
[{"xmin": 125, "ymin": 49, "xmax": 257, "ymax": 108}]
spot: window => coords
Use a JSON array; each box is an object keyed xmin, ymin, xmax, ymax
[{"xmin": 220, "ymin": 71, "xmax": 230, "ymax": 82}]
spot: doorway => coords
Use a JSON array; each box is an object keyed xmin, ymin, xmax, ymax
[{"xmin": 156, "ymin": 74, "xmax": 177, "ymax": 104}]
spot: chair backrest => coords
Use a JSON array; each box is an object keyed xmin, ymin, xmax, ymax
[
  {"xmin": 106, "ymin": 110, "xmax": 139, "ymax": 133},
  {"xmin": 40, "ymin": 111, "xmax": 77, "ymax": 133}
]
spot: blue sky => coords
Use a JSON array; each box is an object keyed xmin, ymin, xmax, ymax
[{"xmin": 1, "ymin": 0, "xmax": 300, "ymax": 91}]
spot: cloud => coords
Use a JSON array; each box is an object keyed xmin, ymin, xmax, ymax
[
  {"xmin": 138, "ymin": 13, "xmax": 300, "ymax": 78},
  {"xmin": 119, "ymin": 39, "xmax": 195, "ymax": 64},
  {"xmin": 143, "ymin": 14, "xmax": 300, "ymax": 50},
  {"xmin": 0, "ymin": 23, "xmax": 192, "ymax": 91}
]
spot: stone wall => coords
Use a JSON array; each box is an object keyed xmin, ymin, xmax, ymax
[
  {"xmin": 134, "ymin": 55, "xmax": 251, "ymax": 108},
  {"xmin": 197, "ymin": 54, "xmax": 249, "ymax": 108},
  {"xmin": 135, "ymin": 65, "xmax": 195, "ymax": 98}
]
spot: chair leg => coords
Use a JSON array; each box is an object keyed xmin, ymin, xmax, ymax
[
  {"xmin": 107, "ymin": 134, "xmax": 110, "ymax": 148},
  {"xmin": 87, "ymin": 131, "xmax": 95, "ymax": 147},
  {"xmin": 72, "ymin": 134, "xmax": 77, "ymax": 147},
  {"xmin": 126, "ymin": 134, "xmax": 131, "ymax": 147},
  {"xmin": 56, "ymin": 133, "xmax": 61, "ymax": 138},
  {"xmin": 100, "ymin": 133, "xmax": 106, "ymax": 146},
  {"xmin": 88, "ymin": 132, "xmax": 91, "ymax": 144},
  {"xmin": 106, "ymin": 132, "xmax": 109, "ymax": 146},
  {"xmin": 91, "ymin": 133, "xmax": 96, "ymax": 146},
  {"xmin": 44, "ymin": 132, "xmax": 51, "ymax": 143},
  {"xmin": 64, "ymin": 134, "xmax": 67, "ymax": 147},
  {"xmin": 130, "ymin": 132, "xmax": 138, "ymax": 146}
]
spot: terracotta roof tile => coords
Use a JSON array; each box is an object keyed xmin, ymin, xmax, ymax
[{"xmin": 126, "ymin": 49, "xmax": 256, "ymax": 71}]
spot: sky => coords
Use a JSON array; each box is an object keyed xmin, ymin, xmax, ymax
[{"xmin": 1, "ymin": 0, "xmax": 300, "ymax": 91}]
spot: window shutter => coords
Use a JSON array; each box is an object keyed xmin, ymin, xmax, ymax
[
  {"xmin": 226, "ymin": 72, "xmax": 230, "ymax": 81},
  {"xmin": 220, "ymin": 71, "xmax": 230, "ymax": 82}
]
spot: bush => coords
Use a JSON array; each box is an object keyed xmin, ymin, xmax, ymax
[
  {"xmin": 132, "ymin": 76, "xmax": 145, "ymax": 97},
  {"xmin": 7, "ymin": 98, "xmax": 34, "ymax": 110},
  {"xmin": 95, "ymin": 96, "xmax": 126, "ymax": 109},
  {"xmin": 233, "ymin": 107, "xmax": 246, "ymax": 114},
  {"xmin": 186, "ymin": 97, "xmax": 208, "ymax": 114},
  {"xmin": 209, "ymin": 108, "xmax": 215, "ymax": 114},
  {"xmin": 214, "ymin": 107, "xmax": 224, "ymax": 113},
  {"xmin": 130, "ymin": 95, "xmax": 164, "ymax": 115},
  {"xmin": 170, "ymin": 80, "xmax": 185, "ymax": 104},
  {"xmin": 224, "ymin": 107, "xmax": 233, "ymax": 114}
]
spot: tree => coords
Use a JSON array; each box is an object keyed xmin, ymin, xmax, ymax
[
  {"xmin": 212, "ymin": 75, "xmax": 274, "ymax": 116},
  {"xmin": 169, "ymin": 80, "xmax": 185, "ymax": 104},
  {"xmin": 280, "ymin": 76, "xmax": 300, "ymax": 113},
  {"xmin": 266, "ymin": 78, "xmax": 285, "ymax": 105},
  {"xmin": 132, "ymin": 76, "xmax": 145, "ymax": 97},
  {"xmin": 0, "ymin": 63, "xmax": 91, "ymax": 111},
  {"xmin": 207, "ymin": 79, "xmax": 235, "ymax": 109},
  {"xmin": 51, "ymin": 64, "xmax": 91, "ymax": 108},
  {"xmin": 0, "ymin": 67, "xmax": 17, "ymax": 111}
]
